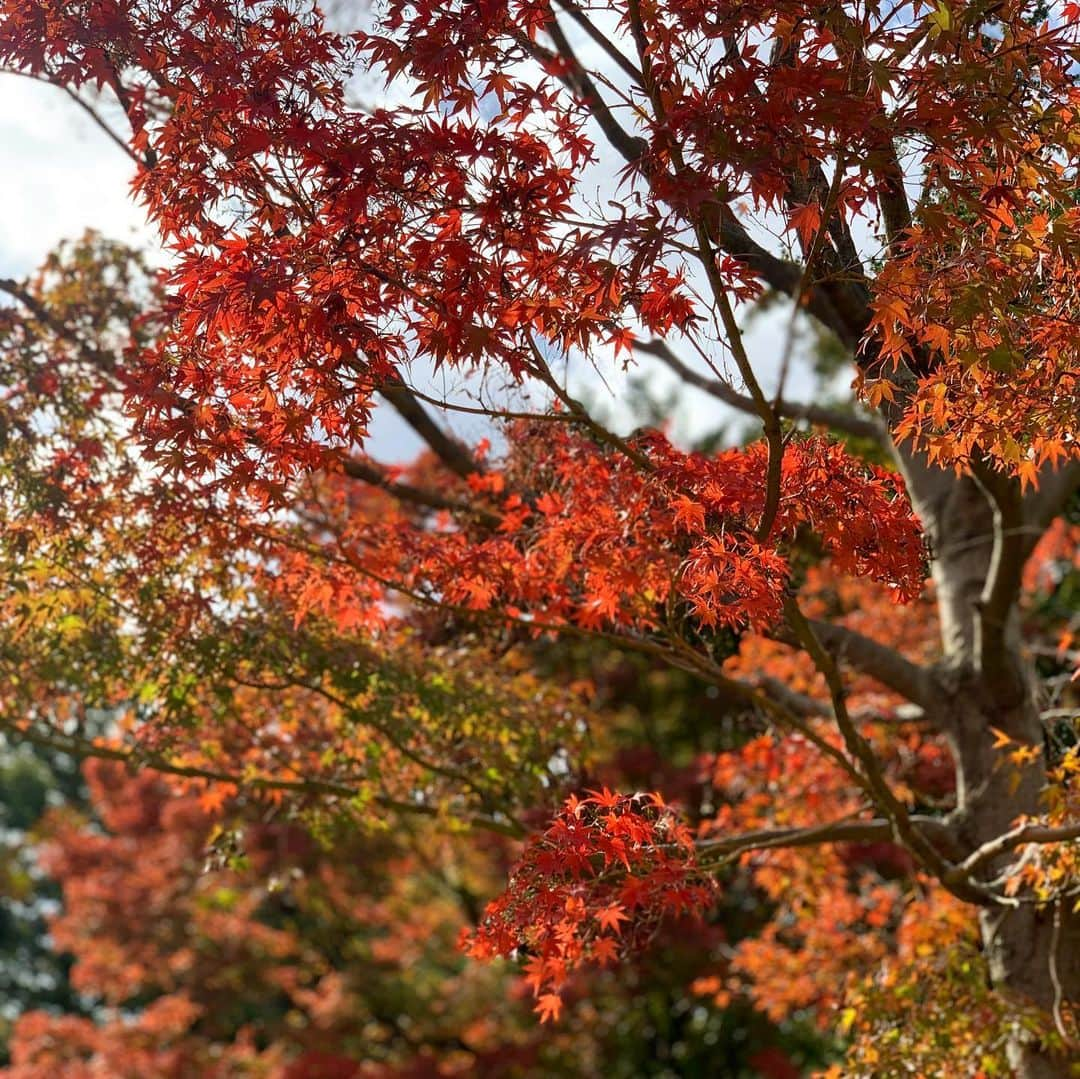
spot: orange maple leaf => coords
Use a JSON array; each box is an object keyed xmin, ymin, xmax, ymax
[
  {"xmin": 535, "ymin": 992, "xmax": 563, "ymax": 1023},
  {"xmin": 786, "ymin": 201, "xmax": 822, "ymax": 248},
  {"xmin": 596, "ymin": 903, "xmax": 630, "ymax": 935},
  {"xmin": 592, "ymin": 936, "xmax": 619, "ymax": 966}
]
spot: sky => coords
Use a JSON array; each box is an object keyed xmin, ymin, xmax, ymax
[{"xmin": 0, "ymin": 74, "xmax": 149, "ymax": 279}]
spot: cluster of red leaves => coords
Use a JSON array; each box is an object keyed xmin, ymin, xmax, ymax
[
  {"xmin": 0, "ymin": 0, "xmax": 703, "ymax": 495},
  {"xmin": 6, "ymin": 765, "xmax": 288, "ymax": 1078},
  {"xmin": 702, "ymin": 728, "xmax": 911, "ymax": 1022},
  {"xmin": 856, "ymin": 7, "xmax": 1080, "ymax": 478},
  {"xmin": 8, "ymin": 997, "xmax": 273, "ymax": 1079},
  {"xmin": 360, "ymin": 0, "xmax": 1080, "ymax": 488},
  {"xmin": 683, "ymin": 568, "xmax": 958, "ymax": 1025},
  {"xmin": 279, "ymin": 427, "xmax": 926, "ymax": 639},
  {"xmin": 868, "ymin": 200, "xmax": 1080, "ymax": 481},
  {"xmin": 649, "ymin": 433, "xmax": 928, "ymax": 612},
  {"xmin": 3, "ymin": 0, "xmax": 1077, "ymax": 497},
  {"xmin": 8, "ymin": 759, "xmax": 561, "ymax": 1079},
  {"xmin": 464, "ymin": 789, "xmax": 715, "ymax": 1022}
]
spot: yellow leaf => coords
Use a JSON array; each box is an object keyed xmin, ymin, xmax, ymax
[{"xmin": 990, "ymin": 727, "xmax": 1013, "ymax": 749}]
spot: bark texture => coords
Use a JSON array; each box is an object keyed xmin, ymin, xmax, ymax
[{"xmin": 911, "ymin": 459, "xmax": 1080, "ymax": 1077}]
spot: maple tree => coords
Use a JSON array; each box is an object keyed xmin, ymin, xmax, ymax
[
  {"xmin": 3, "ymin": 715, "xmax": 838, "ymax": 1077},
  {"xmin": 0, "ymin": 734, "xmax": 90, "ymax": 1062},
  {"xmin": 0, "ymin": 0, "xmax": 1079, "ymax": 1075}
]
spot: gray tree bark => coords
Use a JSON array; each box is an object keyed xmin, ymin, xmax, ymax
[{"xmin": 897, "ymin": 448, "xmax": 1080, "ymax": 1077}]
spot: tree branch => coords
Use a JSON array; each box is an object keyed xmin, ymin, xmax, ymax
[
  {"xmin": 338, "ymin": 454, "xmax": 499, "ymax": 526},
  {"xmin": 58, "ymin": 83, "xmax": 143, "ymax": 167},
  {"xmin": 0, "ymin": 719, "xmax": 526, "ymax": 837},
  {"xmin": 550, "ymin": 0, "xmax": 644, "ymax": 87},
  {"xmin": 540, "ymin": 18, "xmax": 647, "ymax": 165},
  {"xmin": 957, "ymin": 821, "xmax": 1080, "ymax": 881},
  {"xmin": 707, "ymin": 204, "xmax": 870, "ymax": 351},
  {"xmin": 782, "ymin": 598, "xmax": 981, "ymax": 900},
  {"xmin": 697, "ymin": 814, "xmax": 957, "ymax": 861},
  {"xmin": 827, "ymin": 9, "xmax": 913, "ymax": 252},
  {"xmin": 799, "ymin": 618, "xmax": 940, "ymax": 713},
  {"xmin": 523, "ymin": 333, "xmax": 656, "ymax": 472},
  {"xmin": 693, "ymin": 242, "xmax": 784, "ymax": 542},
  {"xmin": 0, "ymin": 68, "xmax": 145, "ymax": 167},
  {"xmin": 0, "ymin": 277, "xmax": 118, "ymax": 374},
  {"xmin": 635, "ymin": 339, "xmax": 886, "ymax": 443},
  {"xmin": 268, "ymin": 516, "xmax": 871, "ymax": 801},
  {"xmin": 378, "ymin": 379, "xmax": 480, "ymax": 480},
  {"xmin": 757, "ymin": 675, "xmax": 830, "ymax": 718}
]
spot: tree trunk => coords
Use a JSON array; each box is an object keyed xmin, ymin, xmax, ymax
[
  {"xmin": 946, "ymin": 671, "xmax": 1079, "ymax": 1077},
  {"xmin": 901, "ymin": 457, "xmax": 1079, "ymax": 1076},
  {"xmin": 980, "ymin": 904, "xmax": 1080, "ymax": 1078}
]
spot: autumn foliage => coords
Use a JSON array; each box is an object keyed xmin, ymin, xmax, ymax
[
  {"xmin": 0, "ymin": 0, "xmax": 1079, "ymax": 1075},
  {"xmin": 465, "ymin": 788, "xmax": 715, "ymax": 1019}
]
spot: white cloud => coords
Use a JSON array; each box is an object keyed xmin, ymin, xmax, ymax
[{"xmin": 0, "ymin": 74, "xmax": 150, "ymax": 278}]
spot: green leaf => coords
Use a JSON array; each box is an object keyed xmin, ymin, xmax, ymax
[
  {"xmin": 928, "ymin": 1, "xmax": 952, "ymax": 35},
  {"xmin": 986, "ymin": 345, "xmax": 1021, "ymax": 373}
]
